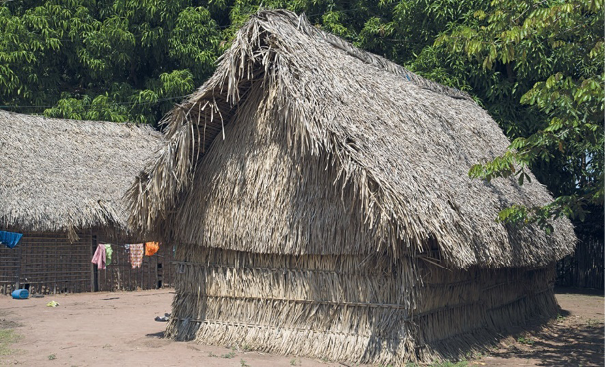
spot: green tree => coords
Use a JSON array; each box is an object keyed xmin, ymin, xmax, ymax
[
  {"xmin": 424, "ymin": 0, "xmax": 603, "ymax": 236},
  {"xmin": 0, "ymin": 0, "xmax": 483, "ymax": 123},
  {"xmin": 0, "ymin": 0, "xmax": 222, "ymax": 125}
]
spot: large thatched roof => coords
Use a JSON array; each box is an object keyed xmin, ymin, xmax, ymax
[
  {"xmin": 128, "ymin": 10, "xmax": 575, "ymax": 269},
  {"xmin": 0, "ymin": 110, "xmax": 163, "ymax": 235}
]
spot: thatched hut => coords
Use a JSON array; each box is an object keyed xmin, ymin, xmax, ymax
[
  {"xmin": 0, "ymin": 110, "xmax": 174, "ymax": 294},
  {"xmin": 128, "ymin": 10, "xmax": 576, "ymax": 364}
]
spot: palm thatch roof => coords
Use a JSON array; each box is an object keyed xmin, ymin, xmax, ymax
[
  {"xmin": 128, "ymin": 9, "xmax": 575, "ymax": 269},
  {"xmin": 0, "ymin": 110, "xmax": 163, "ymax": 236}
]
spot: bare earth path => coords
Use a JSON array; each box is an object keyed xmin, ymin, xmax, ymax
[{"xmin": 0, "ymin": 289, "xmax": 602, "ymax": 366}]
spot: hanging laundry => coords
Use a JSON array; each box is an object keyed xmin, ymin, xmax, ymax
[
  {"xmin": 91, "ymin": 244, "xmax": 107, "ymax": 269},
  {"xmin": 145, "ymin": 242, "xmax": 160, "ymax": 256},
  {"xmin": 0, "ymin": 231, "xmax": 23, "ymax": 249},
  {"xmin": 104, "ymin": 244, "xmax": 113, "ymax": 265},
  {"xmin": 129, "ymin": 243, "xmax": 144, "ymax": 269}
]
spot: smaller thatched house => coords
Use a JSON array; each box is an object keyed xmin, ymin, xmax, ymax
[
  {"xmin": 0, "ymin": 110, "xmax": 173, "ymax": 294},
  {"xmin": 128, "ymin": 10, "xmax": 576, "ymax": 364}
]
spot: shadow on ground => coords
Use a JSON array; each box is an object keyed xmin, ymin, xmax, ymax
[
  {"xmin": 490, "ymin": 320, "xmax": 604, "ymax": 366},
  {"xmin": 145, "ymin": 331, "xmax": 165, "ymax": 338}
]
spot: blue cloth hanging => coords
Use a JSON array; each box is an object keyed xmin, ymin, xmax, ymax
[{"xmin": 0, "ymin": 231, "xmax": 23, "ymax": 248}]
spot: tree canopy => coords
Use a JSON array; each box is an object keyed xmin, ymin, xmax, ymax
[
  {"xmin": 433, "ymin": 0, "xmax": 603, "ymax": 237},
  {"xmin": 0, "ymin": 0, "xmax": 490, "ymax": 124},
  {"xmin": 0, "ymin": 0, "xmax": 223, "ymax": 123},
  {"xmin": 1, "ymin": 0, "xmax": 602, "ymax": 238}
]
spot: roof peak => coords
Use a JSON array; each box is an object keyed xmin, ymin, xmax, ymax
[{"xmin": 251, "ymin": 9, "xmax": 471, "ymax": 101}]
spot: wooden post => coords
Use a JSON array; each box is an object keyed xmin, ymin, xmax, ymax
[
  {"xmin": 91, "ymin": 234, "xmax": 98, "ymax": 292},
  {"xmin": 15, "ymin": 241, "xmax": 22, "ymax": 290},
  {"xmin": 155, "ymin": 254, "xmax": 159, "ymax": 289},
  {"xmin": 53, "ymin": 236, "xmax": 57, "ymax": 294}
]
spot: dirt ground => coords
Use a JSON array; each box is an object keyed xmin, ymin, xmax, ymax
[{"xmin": 0, "ymin": 288, "xmax": 602, "ymax": 367}]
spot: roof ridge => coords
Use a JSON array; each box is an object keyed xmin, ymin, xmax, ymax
[{"xmin": 254, "ymin": 9, "xmax": 472, "ymax": 101}]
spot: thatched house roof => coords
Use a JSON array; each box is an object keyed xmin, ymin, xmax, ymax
[
  {"xmin": 0, "ymin": 110, "xmax": 163, "ymax": 236},
  {"xmin": 128, "ymin": 10, "xmax": 575, "ymax": 269}
]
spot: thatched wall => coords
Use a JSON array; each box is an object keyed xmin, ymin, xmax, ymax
[
  {"xmin": 167, "ymin": 246, "xmax": 558, "ymax": 364},
  {"xmin": 415, "ymin": 263, "xmax": 557, "ymax": 360},
  {"xmin": 169, "ymin": 83, "xmax": 381, "ymax": 256}
]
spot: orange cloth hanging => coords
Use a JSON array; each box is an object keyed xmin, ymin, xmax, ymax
[{"xmin": 145, "ymin": 242, "xmax": 160, "ymax": 256}]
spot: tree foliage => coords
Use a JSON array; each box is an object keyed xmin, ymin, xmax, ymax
[
  {"xmin": 0, "ymin": 0, "xmax": 485, "ymax": 123},
  {"xmin": 0, "ymin": 0, "xmax": 221, "ymax": 124},
  {"xmin": 432, "ymin": 0, "xmax": 603, "ymax": 235}
]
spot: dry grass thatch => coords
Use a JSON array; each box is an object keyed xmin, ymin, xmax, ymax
[
  {"xmin": 128, "ymin": 9, "xmax": 576, "ymax": 269},
  {"xmin": 166, "ymin": 247, "xmax": 560, "ymax": 364},
  {"xmin": 0, "ymin": 110, "xmax": 163, "ymax": 236}
]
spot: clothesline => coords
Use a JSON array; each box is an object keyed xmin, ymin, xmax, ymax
[{"xmin": 91, "ymin": 242, "xmax": 161, "ymax": 270}]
